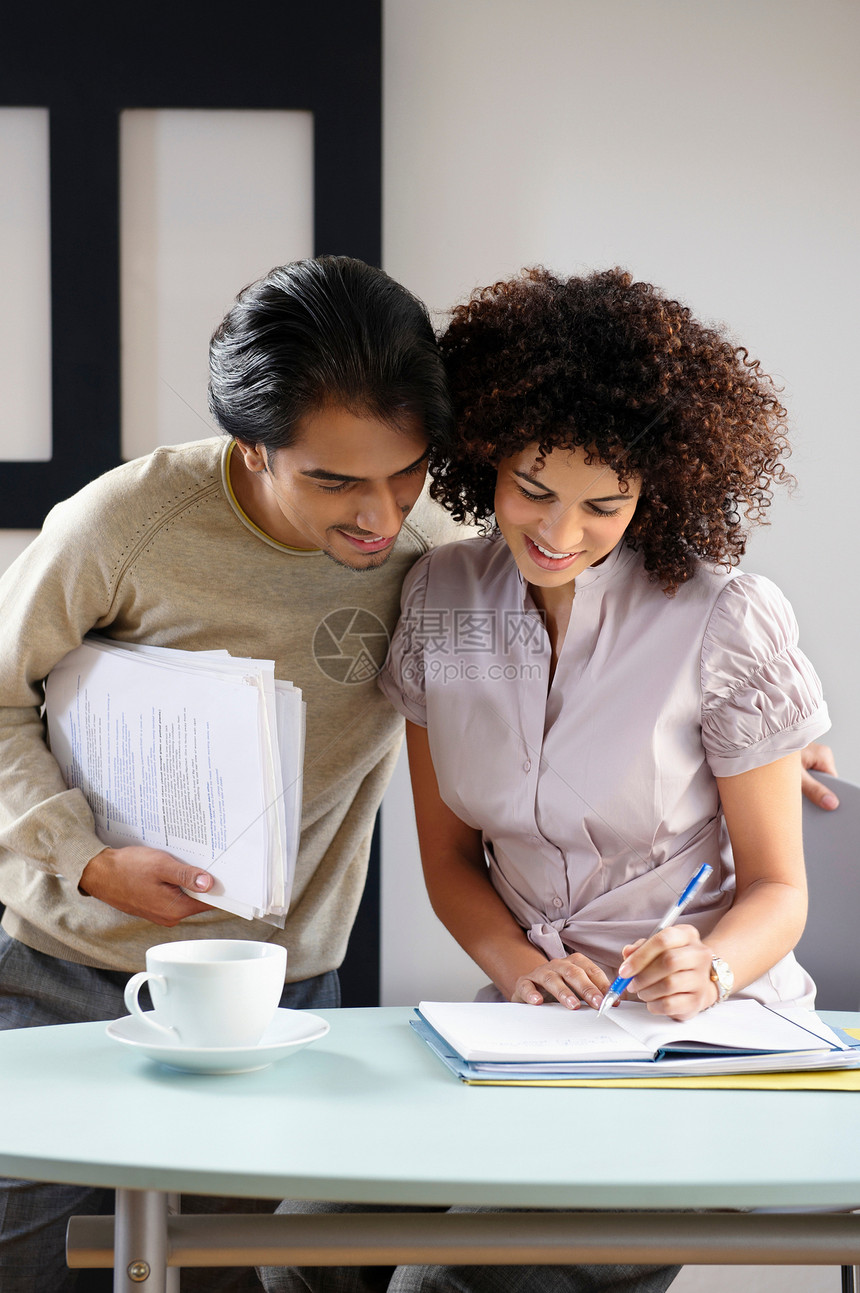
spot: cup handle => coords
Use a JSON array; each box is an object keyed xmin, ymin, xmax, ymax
[{"xmin": 124, "ymin": 971, "xmax": 176, "ymax": 1038}]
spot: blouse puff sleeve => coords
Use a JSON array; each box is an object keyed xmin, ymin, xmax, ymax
[
  {"xmin": 701, "ymin": 573, "xmax": 830, "ymax": 778},
  {"xmin": 376, "ymin": 552, "xmax": 432, "ymax": 728}
]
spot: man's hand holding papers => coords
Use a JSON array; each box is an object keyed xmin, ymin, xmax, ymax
[
  {"xmin": 45, "ymin": 637, "xmax": 305, "ymax": 925},
  {"xmin": 79, "ymin": 845, "xmax": 216, "ymax": 926}
]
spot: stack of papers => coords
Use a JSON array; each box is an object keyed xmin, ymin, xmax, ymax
[
  {"xmin": 45, "ymin": 636, "xmax": 305, "ymax": 924},
  {"xmin": 413, "ymin": 999, "xmax": 860, "ymax": 1083}
]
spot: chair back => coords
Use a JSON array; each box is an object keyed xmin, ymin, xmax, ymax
[{"xmin": 796, "ymin": 773, "xmax": 860, "ymax": 1011}]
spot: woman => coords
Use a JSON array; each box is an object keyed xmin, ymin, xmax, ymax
[
  {"xmin": 262, "ymin": 270, "xmax": 832, "ymax": 1293},
  {"xmin": 379, "ymin": 266, "xmax": 830, "ymax": 1020}
]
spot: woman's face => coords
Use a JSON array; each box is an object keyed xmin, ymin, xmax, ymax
[{"xmin": 493, "ymin": 444, "xmax": 641, "ymax": 591}]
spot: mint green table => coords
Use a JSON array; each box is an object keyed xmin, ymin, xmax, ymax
[{"xmin": 0, "ymin": 1006, "xmax": 857, "ymax": 1292}]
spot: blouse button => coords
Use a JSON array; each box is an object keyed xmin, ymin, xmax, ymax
[
  {"xmin": 552, "ymin": 897, "xmax": 563, "ymax": 909},
  {"xmin": 523, "ymin": 759, "xmax": 531, "ymax": 772}
]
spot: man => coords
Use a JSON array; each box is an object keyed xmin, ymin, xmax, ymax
[
  {"xmin": 0, "ymin": 255, "xmax": 837, "ymax": 1293},
  {"xmin": 0, "ymin": 256, "xmax": 461, "ymax": 1292}
]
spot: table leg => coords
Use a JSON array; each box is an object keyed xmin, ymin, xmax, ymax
[{"xmin": 113, "ymin": 1188, "xmax": 177, "ymax": 1292}]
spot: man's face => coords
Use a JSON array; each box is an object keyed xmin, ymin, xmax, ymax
[{"xmin": 232, "ymin": 406, "xmax": 429, "ymax": 570}]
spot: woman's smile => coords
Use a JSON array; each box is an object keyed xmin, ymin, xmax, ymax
[{"xmin": 523, "ymin": 535, "xmax": 585, "ymax": 571}]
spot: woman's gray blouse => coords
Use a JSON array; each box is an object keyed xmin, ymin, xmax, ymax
[{"xmin": 378, "ymin": 535, "xmax": 830, "ymax": 1007}]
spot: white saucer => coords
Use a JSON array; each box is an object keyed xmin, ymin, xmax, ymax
[{"xmin": 106, "ymin": 1008, "xmax": 330, "ymax": 1074}]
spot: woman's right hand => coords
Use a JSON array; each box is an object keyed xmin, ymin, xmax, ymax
[{"xmin": 512, "ymin": 953, "xmax": 611, "ymax": 1010}]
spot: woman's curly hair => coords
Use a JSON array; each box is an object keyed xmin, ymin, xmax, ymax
[{"xmin": 432, "ymin": 267, "xmax": 792, "ymax": 593}]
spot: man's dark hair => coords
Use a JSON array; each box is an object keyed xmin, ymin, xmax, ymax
[{"xmin": 208, "ymin": 256, "xmax": 452, "ymax": 454}]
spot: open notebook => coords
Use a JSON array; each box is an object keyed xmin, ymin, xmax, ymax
[{"xmin": 414, "ymin": 999, "xmax": 860, "ymax": 1081}]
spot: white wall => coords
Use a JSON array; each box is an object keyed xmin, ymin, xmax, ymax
[{"xmin": 379, "ymin": 0, "xmax": 860, "ymax": 1007}]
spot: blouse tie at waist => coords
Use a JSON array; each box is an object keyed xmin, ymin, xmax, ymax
[{"xmin": 528, "ymin": 920, "xmax": 573, "ymax": 961}]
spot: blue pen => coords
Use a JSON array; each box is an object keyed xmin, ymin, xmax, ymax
[{"xmin": 596, "ymin": 862, "xmax": 714, "ymax": 1016}]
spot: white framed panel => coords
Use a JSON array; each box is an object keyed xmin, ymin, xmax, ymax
[
  {"xmin": 0, "ymin": 108, "xmax": 52, "ymax": 461},
  {"xmin": 120, "ymin": 109, "xmax": 314, "ymax": 459}
]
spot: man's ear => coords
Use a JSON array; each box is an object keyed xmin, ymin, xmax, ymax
[{"xmin": 233, "ymin": 440, "xmax": 268, "ymax": 473}]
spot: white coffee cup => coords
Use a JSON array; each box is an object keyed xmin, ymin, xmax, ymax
[{"xmin": 124, "ymin": 939, "xmax": 287, "ymax": 1049}]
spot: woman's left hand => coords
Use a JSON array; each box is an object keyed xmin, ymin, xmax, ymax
[
  {"xmin": 511, "ymin": 952, "xmax": 611, "ymax": 1010},
  {"xmin": 618, "ymin": 924, "xmax": 718, "ymax": 1021}
]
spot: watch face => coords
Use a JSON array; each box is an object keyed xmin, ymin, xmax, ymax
[{"xmin": 711, "ymin": 957, "xmax": 734, "ymax": 997}]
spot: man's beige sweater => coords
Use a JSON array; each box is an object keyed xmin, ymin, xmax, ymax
[{"xmin": 0, "ymin": 438, "xmax": 461, "ymax": 976}]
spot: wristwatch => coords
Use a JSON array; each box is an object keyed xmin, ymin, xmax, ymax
[{"xmin": 709, "ymin": 956, "xmax": 734, "ymax": 1004}]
